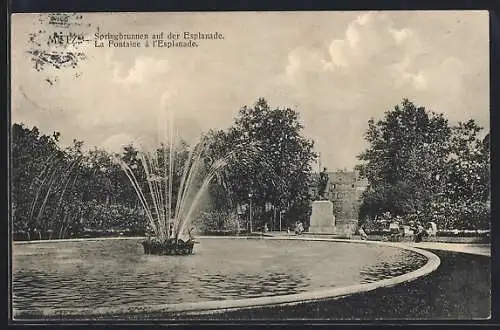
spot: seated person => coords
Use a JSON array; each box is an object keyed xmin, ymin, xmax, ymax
[
  {"xmin": 295, "ymin": 222, "xmax": 304, "ymax": 235},
  {"xmin": 389, "ymin": 220, "xmax": 400, "ymax": 234},
  {"xmin": 403, "ymin": 225, "xmax": 414, "ymax": 241},
  {"xmin": 389, "ymin": 220, "xmax": 401, "ymax": 241},
  {"xmin": 414, "ymin": 223, "xmax": 426, "ymax": 242}
]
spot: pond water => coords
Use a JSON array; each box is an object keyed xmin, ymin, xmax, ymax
[{"xmin": 12, "ymin": 238, "xmax": 427, "ymax": 311}]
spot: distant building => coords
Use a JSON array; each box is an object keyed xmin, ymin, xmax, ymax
[{"xmin": 309, "ymin": 170, "xmax": 369, "ymax": 222}]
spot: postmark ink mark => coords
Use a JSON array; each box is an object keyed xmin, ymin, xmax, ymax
[{"xmin": 26, "ymin": 13, "xmax": 92, "ymax": 84}]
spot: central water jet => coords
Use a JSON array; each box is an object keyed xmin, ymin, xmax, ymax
[{"xmin": 116, "ymin": 100, "xmax": 231, "ymax": 256}]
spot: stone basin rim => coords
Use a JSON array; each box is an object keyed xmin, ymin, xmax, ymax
[{"xmin": 12, "ymin": 236, "xmax": 441, "ymax": 319}]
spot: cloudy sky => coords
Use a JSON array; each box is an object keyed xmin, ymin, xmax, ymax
[{"xmin": 11, "ymin": 11, "xmax": 489, "ymax": 171}]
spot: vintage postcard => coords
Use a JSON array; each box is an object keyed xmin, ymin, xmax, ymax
[{"xmin": 10, "ymin": 11, "xmax": 490, "ymax": 321}]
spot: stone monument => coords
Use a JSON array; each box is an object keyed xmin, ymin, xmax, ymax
[{"xmin": 309, "ymin": 168, "xmax": 336, "ymax": 233}]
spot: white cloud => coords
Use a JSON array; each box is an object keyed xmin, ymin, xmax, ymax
[
  {"xmin": 101, "ymin": 133, "xmax": 136, "ymax": 153},
  {"xmin": 66, "ymin": 51, "xmax": 173, "ymax": 128},
  {"xmin": 280, "ymin": 11, "xmax": 487, "ymax": 169},
  {"xmin": 326, "ymin": 40, "xmax": 348, "ymax": 68},
  {"xmin": 284, "ymin": 11, "xmax": 472, "ymax": 100},
  {"xmin": 403, "ymin": 71, "xmax": 427, "ymax": 90},
  {"xmin": 285, "ymin": 53, "xmax": 300, "ymax": 79},
  {"xmin": 391, "ymin": 27, "xmax": 413, "ymax": 45},
  {"xmin": 112, "ymin": 56, "xmax": 169, "ymax": 85}
]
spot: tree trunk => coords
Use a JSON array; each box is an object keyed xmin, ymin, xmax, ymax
[{"xmin": 273, "ymin": 207, "xmax": 276, "ymax": 231}]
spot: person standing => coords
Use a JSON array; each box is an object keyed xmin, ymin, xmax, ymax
[
  {"xmin": 359, "ymin": 225, "xmax": 368, "ymax": 240},
  {"xmin": 188, "ymin": 227, "xmax": 195, "ymax": 241},
  {"xmin": 427, "ymin": 221, "xmax": 437, "ymax": 241}
]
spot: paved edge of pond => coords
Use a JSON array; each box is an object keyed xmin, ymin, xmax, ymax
[
  {"xmin": 12, "ymin": 236, "xmax": 145, "ymax": 244},
  {"xmin": 12, "ymin": 236, "xmax": 441, "ymax": 320},
  {"xmin": 12, "ymin": 235, "xmax": 492, "ymax": 257}
]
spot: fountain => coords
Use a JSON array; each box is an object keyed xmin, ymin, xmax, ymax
[
  {"xmin": 116, "ymin": 104, "xmax": 232, "ymax": 256},
  {"xmin": 118, "ymin": 137, "xmax": 231, "ymax": 255}
]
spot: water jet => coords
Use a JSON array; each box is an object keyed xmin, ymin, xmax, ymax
[{"xmin": 116, "ymin": 107, "xmax": 231, "ymax": 256}]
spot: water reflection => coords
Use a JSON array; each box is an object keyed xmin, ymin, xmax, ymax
[
  {"xmin": 359, "ymin": 250, "xmax": 428, "ymax": 283},
  {"xmin": 194, "ymin": 272, "xmax": 310, "ymax": 300}
]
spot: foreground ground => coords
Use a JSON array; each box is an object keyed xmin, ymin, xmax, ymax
[{"xmin": 165, "ymin": 249, "xmax": 490, "ymax": 320}]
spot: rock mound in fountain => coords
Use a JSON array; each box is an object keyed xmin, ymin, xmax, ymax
[{"xmin": 142, "ymin": 238, "xmax": 195, "ymax": 256}]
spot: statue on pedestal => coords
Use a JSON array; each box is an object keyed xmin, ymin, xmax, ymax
[
  {"xmin": 309, "ymin": 167, "xmax": 335, "ymax": 234},
  {"xmin": 318, "ymin": 167, "xmax": 329, "ymax": 200}
]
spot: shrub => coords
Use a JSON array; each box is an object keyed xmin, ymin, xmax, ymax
[
  {"xmin": 193, "ymin": 211, "xmax": 242, "ymax": 233},
  {"xmin": 83, "ymin": 202, "xmax": 147, "ymax": 233}
]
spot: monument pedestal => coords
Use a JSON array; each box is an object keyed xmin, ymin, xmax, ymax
[
  {"xmin": 309, "ymin": 200, "xmax": 336, "ymax": 234},
  {"xmin": 334, "ymin": 219, "xmax": 358, "ymax": 238}
]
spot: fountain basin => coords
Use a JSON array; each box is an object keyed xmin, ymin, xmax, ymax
[
  {"xmin": 142, "ymin": 238, "xmax": 195, "ymax": 255},
  {"xmin": 12, "ymin": 236, "xmax": 440, "ymax": 319}
]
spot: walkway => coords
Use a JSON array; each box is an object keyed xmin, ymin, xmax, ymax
[
  {"xmin": 266, "ymin": 231, "xmax": 491, "ymax": 257},
  {"xmin": 403, "ymin": 241, "xmax": 490, "ymax": 257}
]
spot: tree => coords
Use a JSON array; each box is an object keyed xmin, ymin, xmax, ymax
[
  {"xmin": 356, "ymin": 99, "xmax": 490, "ymax": 230},
  {"xmin": 356, "ymin": 99, "xmax": 451, "ymax": 222},
  {"xmin": 205, "ymin": 98, "xmax": 317, "ymax": 228},
  {"xmin": 11, "ymin": 123, "xmax": 65, "ymax": 234},
  {"xmin": 202, "ymin": 129, "xmax": 238, "ymax": 212},
  {"xmin": 438, "ymin": 121, "xmax": 490, "ymax": 229}
]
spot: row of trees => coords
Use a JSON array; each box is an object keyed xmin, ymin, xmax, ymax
[
  {"xmin": 11, "ymin": 98, "xmax": 318, "ymax": 238},
  {"xmin": 11, "ymin": 97, "xmax": 490, "ymax": 238},
  {"xmin": 11, "ymin": 124, "xmax": 151, "ymax": 238},
  {"xmin": 356, "ymin": 99, "xmax": 490, "ymax": 230}
]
